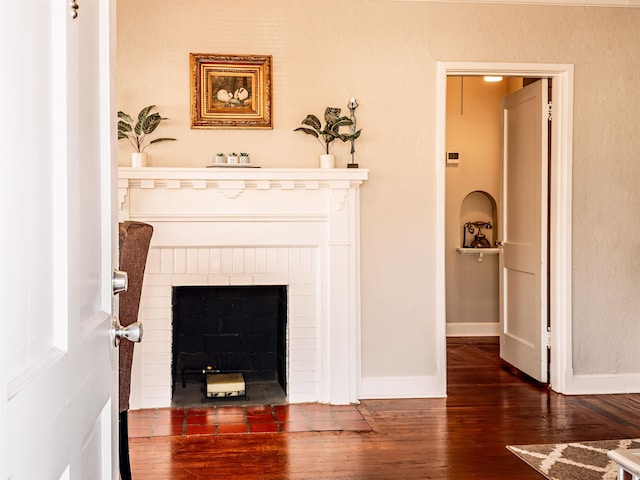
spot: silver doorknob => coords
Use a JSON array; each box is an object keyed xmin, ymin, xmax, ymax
[
  {"xmin": 112, "ymin": 318, "xmax": 143, "ymax": 347},
  {"xmin": 112, "ymin": 269, "xmax": 128, "ymax": 295}
]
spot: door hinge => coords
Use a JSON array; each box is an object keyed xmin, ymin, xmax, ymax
[
  {"xmin": 71, "ymin": 0, "xmax": 79, "ymax": 18},
  {"xmin": 547, "ymin": 101, "xmax": 552, "ymax": 122},
  {"xmin": 546, "ymin": 326, "xmax": 552, "ymax": 349}
]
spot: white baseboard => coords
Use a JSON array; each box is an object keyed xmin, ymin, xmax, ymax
[
  {"xmin": 562, "ymin": 372, "xmax": 640, "ymax": 395},
  {"xmin": 358, "ymin": 375, "xmax": 446, "ymax": 399},
  {"xmin": 446, "ymin": 322, "xmax": 500, "ymax": 337}
]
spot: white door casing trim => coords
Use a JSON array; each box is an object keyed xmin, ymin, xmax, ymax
[
  {"xmin": 436, "ymin": 62, "xmax": 574, "ymax": 394},
  {"xmin": 101, "ymin": 0, "xmax": 119, "ymax": 473}
]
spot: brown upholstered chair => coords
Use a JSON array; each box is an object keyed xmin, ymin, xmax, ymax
[{"xmin": 118, "ymin": 221, "xmax": 153, "ymax": 480}]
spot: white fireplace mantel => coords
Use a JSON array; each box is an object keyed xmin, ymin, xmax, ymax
[{"xmin": 118, "ymin": 167, "xmax": 368, "ymax": 407}]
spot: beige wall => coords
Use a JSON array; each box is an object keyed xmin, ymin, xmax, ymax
[{"xmin": 117, "ymin": 0, "xmax": 640, "ymax": 383}]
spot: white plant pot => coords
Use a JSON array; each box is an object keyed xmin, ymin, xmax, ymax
[
  {"xmin": 239, "ymin": 155, "xmax": 250, "ymax": 164},
  {"xmin": 131, "ymin": 152, "xmax": 147, "ymax": 168},
  {"xmin": 227, "ymin": 155, "xmax": 238, "ymax": 164},
  {"xmin": 320, "ymin": 154, "xmax": 335, "ymax": 169},
  {"xmin": 214, "ymin": 155, "xmax": 226, "ymax": 164}
]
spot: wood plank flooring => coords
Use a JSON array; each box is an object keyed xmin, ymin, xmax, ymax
[{"xmin": 129, "ymin": 337, "xmax": 640, "ymax": 479}]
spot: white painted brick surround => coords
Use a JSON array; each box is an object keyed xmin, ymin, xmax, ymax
[{"xmin": 118, "ymin": 168, "xmax": 368, "ymax": 408}]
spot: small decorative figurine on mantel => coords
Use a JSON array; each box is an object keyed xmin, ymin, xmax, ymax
[{"xmin": 347, "ymin": 97, "xmax": 360, "ymax": 168}]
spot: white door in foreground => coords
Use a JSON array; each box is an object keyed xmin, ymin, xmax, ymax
[{"xmin": 0, "ymin": 0, "xmax": 118, "ymax": 478}]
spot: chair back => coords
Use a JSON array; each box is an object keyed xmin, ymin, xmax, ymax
[{"xmin": 118, "ymin": 221, "xmax": 153, "ymax": 412}]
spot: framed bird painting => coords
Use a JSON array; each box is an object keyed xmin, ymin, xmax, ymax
[{"xmin": 190, "ymin": 53, "xmax": 272, "ymax": 129}]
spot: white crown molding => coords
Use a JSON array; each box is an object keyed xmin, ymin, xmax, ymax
[{"xmin": 375, "ymin": 0, "xmax": 639, "ymax": 7}]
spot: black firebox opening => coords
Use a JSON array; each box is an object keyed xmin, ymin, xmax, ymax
[{"xmin": 171, "ymin": 285, "xmax": 287, "ymax": 396}]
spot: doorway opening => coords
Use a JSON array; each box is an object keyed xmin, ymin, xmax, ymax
[
  {"xmin": 436, "ymin": 62, "xmax": 574, "ymax": 394},
  {"xmin": 445, "ymin": 76, "xmax": 543, "ymax": 378}
]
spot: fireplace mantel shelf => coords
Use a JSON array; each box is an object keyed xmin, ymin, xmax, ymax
[{"xmin": 119, "ymin": 167, "xmax": 369, "ymax": 190}]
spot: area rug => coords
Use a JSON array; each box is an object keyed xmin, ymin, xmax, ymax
[{"xmin": 507, "ymin": 438, "xmax": 640, "ymax": 479}]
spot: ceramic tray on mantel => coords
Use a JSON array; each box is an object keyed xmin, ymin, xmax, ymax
[{"xmin": 207, "ymin": 164, "xmax": 261, "ymax": 168}]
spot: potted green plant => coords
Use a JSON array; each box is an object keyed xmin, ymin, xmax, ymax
[
  {"xmin": 118, "ymin": 105, "xmax": 176, "ymax": 167},
  {"xmin": 214, "ymin": 153, "xmax": 226, "ymax": 164},
  {"xmin": 227, "ymin": 152, "xmax": 239, "ymax": 164},
  {"xmin": 239, "ymin": 152, "xmax": 250, "ymax": 164},
  {"xmin": 294, "ymin": 107, "xmax": 361, "ymax": 168}
]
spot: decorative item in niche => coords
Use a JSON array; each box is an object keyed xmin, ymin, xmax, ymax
[
  {"xmin": 190, "ymin": 53, "xmax": 272, "ymax": 129},
  {"xmin": 117, "ymin": 105, "xmax": 176, "ymax": 167},
  {"xmin": 463, "ymin": 221, "xmax": 493, "ymax": 248},
  {"xmin": 294, "ymin": 106, "xmax": 361, "ymax": 169}
]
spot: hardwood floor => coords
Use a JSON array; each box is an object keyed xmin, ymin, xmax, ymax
[{"xmin": 129, "ymin": 337, "xmax": 640, "ymax": 479}]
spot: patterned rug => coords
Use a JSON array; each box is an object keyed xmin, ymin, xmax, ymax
[{"xmin": 507, "ymin": 438, "xmax": 640, "ymax": 479}]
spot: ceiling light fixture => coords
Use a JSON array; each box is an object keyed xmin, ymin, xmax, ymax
[{"xmin": 484, "ymin": 76, "xmax": 503, "ymax": 83}]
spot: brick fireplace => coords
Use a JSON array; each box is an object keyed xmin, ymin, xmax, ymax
[{"xmin": 118, "ymin": 167, "xmax": 368, "ymax": 408}]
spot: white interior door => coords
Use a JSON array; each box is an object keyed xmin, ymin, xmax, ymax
[
  {"xmin": 499, "ymin": 79, "xmax": 549, "ymax": 383},
  {"xmin": 0, "ymin": 0, "xmax": 118, "ymax": 478}
]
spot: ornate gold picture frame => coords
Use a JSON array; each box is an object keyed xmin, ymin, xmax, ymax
[{"xmin": 190, "ymin": 53, "xmax": 272, "ymax": 129}]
